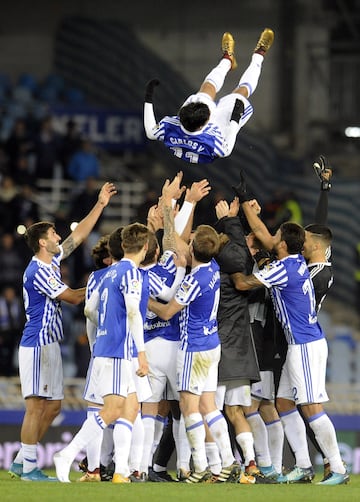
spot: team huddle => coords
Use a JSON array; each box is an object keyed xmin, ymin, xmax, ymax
[{"xmin": 8, "ymin": 28, "xmax": 350, "ymax": 487}]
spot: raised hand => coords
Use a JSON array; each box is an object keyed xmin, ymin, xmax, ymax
[{"xmin": 185, "ymin": 179, "xmax": 211, "ymax": 203}]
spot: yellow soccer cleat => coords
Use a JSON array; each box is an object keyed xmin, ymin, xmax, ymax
[
  {"xmin": 112, "ymin": 473, "xmax": 131, "ymax": 483},
  {"xmin": 222, "ymin": 32, "xmax": 237, "ymax": 70},
  {"xmin": 254, "ymin": 28, "xmax": 274, "ymax": 55}
]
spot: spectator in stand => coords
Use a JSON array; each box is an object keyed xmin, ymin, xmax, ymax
[
  {"xmin": 0, "ymin": 285, "xmax": 25, "ymax": 376},
  {"xmin": 33, "ymin": 116, "xmax": 63, "ymax": 179},
  {"xmin": 4, "ymin": 118, "xmax": 35, "ymax": 173},
  {"xmin": 0, "ymin": 175, "xmax": 19, "ymax": 233},
  {"xmin": 59, "ymin": 119, "xmax": 82, "ymax": 179},
  {"xmin": 67, "ymin": 139, "xmax": 100, "ymax": 182},
  {"xmin": 10, "ymin": 184, "xmax": 40, "ymax": 232},
  {"xmin": 12, "ymin": 154, "xmax": 36, "ymax": 187},
  {"xmin": 0, "ymin": 233, "xmax": 26, "ymax": 293},
  {"xmin": 262, "ymin": 189, "xmax": 302, "ymax": 234}
]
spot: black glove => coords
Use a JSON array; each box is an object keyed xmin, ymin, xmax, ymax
[
  {"xmin": 230, "ymin": 99, "xmax": 244, "ymax": 123},
  {"xmin": 313, "ymin": 155, "xmax": 332, "ymax": 191},
  {"xmin": 232, "ymin": 170, "xmax": 251, "ymax": 203},
  {"xmin": 145, "ymin": 79, "xmax": 160, "ymax": 103}
]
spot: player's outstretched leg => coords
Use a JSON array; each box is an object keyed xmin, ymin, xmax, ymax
[{"xmin": 54, "ymin": 451, "xmax": 73, "ymax": 483}]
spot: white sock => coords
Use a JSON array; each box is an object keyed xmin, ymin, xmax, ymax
[
  {"xmin": 205, "ymin": 410, "xmax": 234, "ymax": 467},
  {"xmin": 86, "ymin": 407, "xmax": 103, "ymax": 471},
  {"xmin": 151, "ymin": 415, "xmax": 166, "ymax": 457},
  {"xmin": 61, "ymin": 413, "xmax": 107, "ymax": 461},
  {"xmin": 129, "ymin": 411, "xmax": 144, "ymax": 473},
  {"xmin": 266, "ymin": 419, "xmax": 284, "ymax": 473},
  {"xmin": 100, "ymin": 423, "xmax": 114, "ymax": 467},
  {"xmin": 235, "ymin": 431, "xmax": 255, "ymax": 466},
  {"xmin": 279, "ymin": 409, "xmax": 311, "ymax": 468},
  {"xmin": 204, "ymin": 59, "xmax": 232, "ymax": 93},
  {"xmin": 113, "ymin": 418, "xmax": 133, "ymax": 477},
  {"xmin": 184, "ymin": 413, "xmax": 207, "ymax": 473},
  {"xmin": 237, "ymin": 53, "xmax": 263, "ymax": 97},
  {"xmin": 173, "ymin": 416, "xmax": 191, "ymax": 471},
  {"xmin": 205, "ymin": 442, "xmax": 222, "ymax": 475},
  {"xmin": 246, "ymin": 411, "xmax": 272, "ymax": 467},
  {"xmin": 308, "ymin": 412, "xmax": 346, "ymax": 474},
  {"xmin": 140, "ymin": 414, "xmax": 156, "ymax": 473},
  {"xmin": 13, "ymin": 448, "xmax": 23, "ymax": 464},
  {"xmin": 22, "ymin": 443, "xmax": 37, "ymax": 474}
]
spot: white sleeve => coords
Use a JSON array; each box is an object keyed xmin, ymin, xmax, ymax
[
  {"xmin": 124, "ymin": 293, "xmax": 145, "ymax": 352},
  {"xmin": 156, "ymin": 265, "xmax": 186, "ymax": 302},
  {"xmin": 144, "ymin": 102, "xmax": 158, "ymax": 140},
  {"xmin": 84, "ymin": 288, "xmax": 100, "ymax": 325},
  {"xmin": 174, "ymin": 200, "xmax": 194, "ymax": 235},
  {"xmin": 86, "ymin": 318, "xmax": 97, "ymax": 352}
]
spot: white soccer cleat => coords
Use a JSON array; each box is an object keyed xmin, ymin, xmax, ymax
[{"xmin": 54, "ymin": 452, "xmax": 72, "ymax": 483}]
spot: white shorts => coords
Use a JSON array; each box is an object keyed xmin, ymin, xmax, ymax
[
  {"xmin": 83, "ymin": 356, "xmax": 104, "ymax": 405},
  {"xmin": 251, "ymin": 371, "xmax": 275, "ymax": 402},
  {"xmin": 132, "ymin": 357, "xmax": 153, "ymax": 403},
  {"xmin": 181, "ymin": 92, "xmax": 253, "ymax": 138},
  {"xmin": 216, "ymin": 380, "xmax": 251, "ymax": 408},
  {"xmin": 91, "ymin": 357, "xmax": 135, "ymax": 398},
  {"xmin": 19, "ymin": 343, "xmax": 64, "ymax": 400},
  {"xmin": 143, "ymin": 338, "xmax": 179, "ymax": 403},
  {"xmin": 277, "ymin": 338, "xmax": 329, "ymax": 405},
  {"xmin": 177, "ymin": 346, "xmax": 220, "ymax": 396}
]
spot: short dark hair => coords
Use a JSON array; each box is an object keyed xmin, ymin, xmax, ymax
[
  {"xmin": 91, "ymin": 234, "xmax": 110, "ymax": 269},
  {"xmin": 192, "ymin": 225, "xmax": 220, "ymax": 262},
  {"xmin": 141, "ymin": 231, "xmax": 159, "ymax": 266},
  {"xmin": 24, "ymin": 221, "xmax": 54, "ymax": 253},
  {"xmin": 279, "ymin": 222, "xmax": 305, "ymax": 254},
  {"xmin": 179, "ymin": 102, "xmax": 210, "ymax": 132},
  {"xmin": 108, "ymin": 227, "xmax": 124, "ymax": 261},
  {"xmin": 304, "ymin": 224, "xmax": 332, "ymax": 247}
]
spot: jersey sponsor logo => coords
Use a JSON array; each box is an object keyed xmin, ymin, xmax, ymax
[
  {"xmin": 130, "ymin": 279, "xmax": 141, "ymax": 291},
  {"xmin": 177, "ymin": 281, "xmax": 191, "ymax": 300},
  {"xmin": 48, "ymin": 277, "xmax": 59, "ymax": 290}
]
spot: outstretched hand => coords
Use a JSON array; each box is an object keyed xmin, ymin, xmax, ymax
[
  {"xmin": 232, "ymin": 170, "xmax": 250, "ymax": 203},
  {"xmin": 145, "ymin": 79, "xmax": 160, "ymax": 103},
  {"xmin": 313, "ymin": 155, "xmax": 332, "ymax": 190},
  {"xmin": 185, "ymin": 179, "xmax": 211, "ymax": 203},
  {"xmin": 98, "ymin": 182, "xmax": 117, "ymax": 207},
  {"xmin": 161, "ymin": 171, "xmax": 186, "ymax": 203},
  {"xmin": 215, "ymin": 200, "xmax": 230, "ymax": 220}
]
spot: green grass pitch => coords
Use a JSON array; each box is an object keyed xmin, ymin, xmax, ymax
[{"xmin": 0, "ymin": 470, "xmax": 359, "ymax": 502}]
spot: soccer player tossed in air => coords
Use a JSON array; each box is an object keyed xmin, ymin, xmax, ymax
[{"xmin": 144, "ymin": 28, "xmax": 274, "ymax": 164}]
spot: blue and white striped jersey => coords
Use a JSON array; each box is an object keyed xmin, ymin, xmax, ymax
[
  {"xmin": 144, "ymin": 251, "xmax": 180, "ymax": 343},
  {"xmin": 254, "ymin": 254, "xmax": 325, "ymax": 345},
  {"xmin": 93, "ymin": 259, "xmax": 143, "ymax": 360},
  {"xmin": 86, "ymin": 268, "xmax": 108, "ymax": 302},
  {"xmin": 175, "ymin": 259, "xmax": 220, "ymax": 352},
  {"xmin": 154, "ymin": 116, "xmax": 227, "ymax": 164},
  {"xmin": 21, "ymin": 249, "xmax": 68, "ymax": 347}
]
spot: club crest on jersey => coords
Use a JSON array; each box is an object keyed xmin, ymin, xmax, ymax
[{"xmin": 48, "ymin": 276, "xmax": 59, "ymax": 289}]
